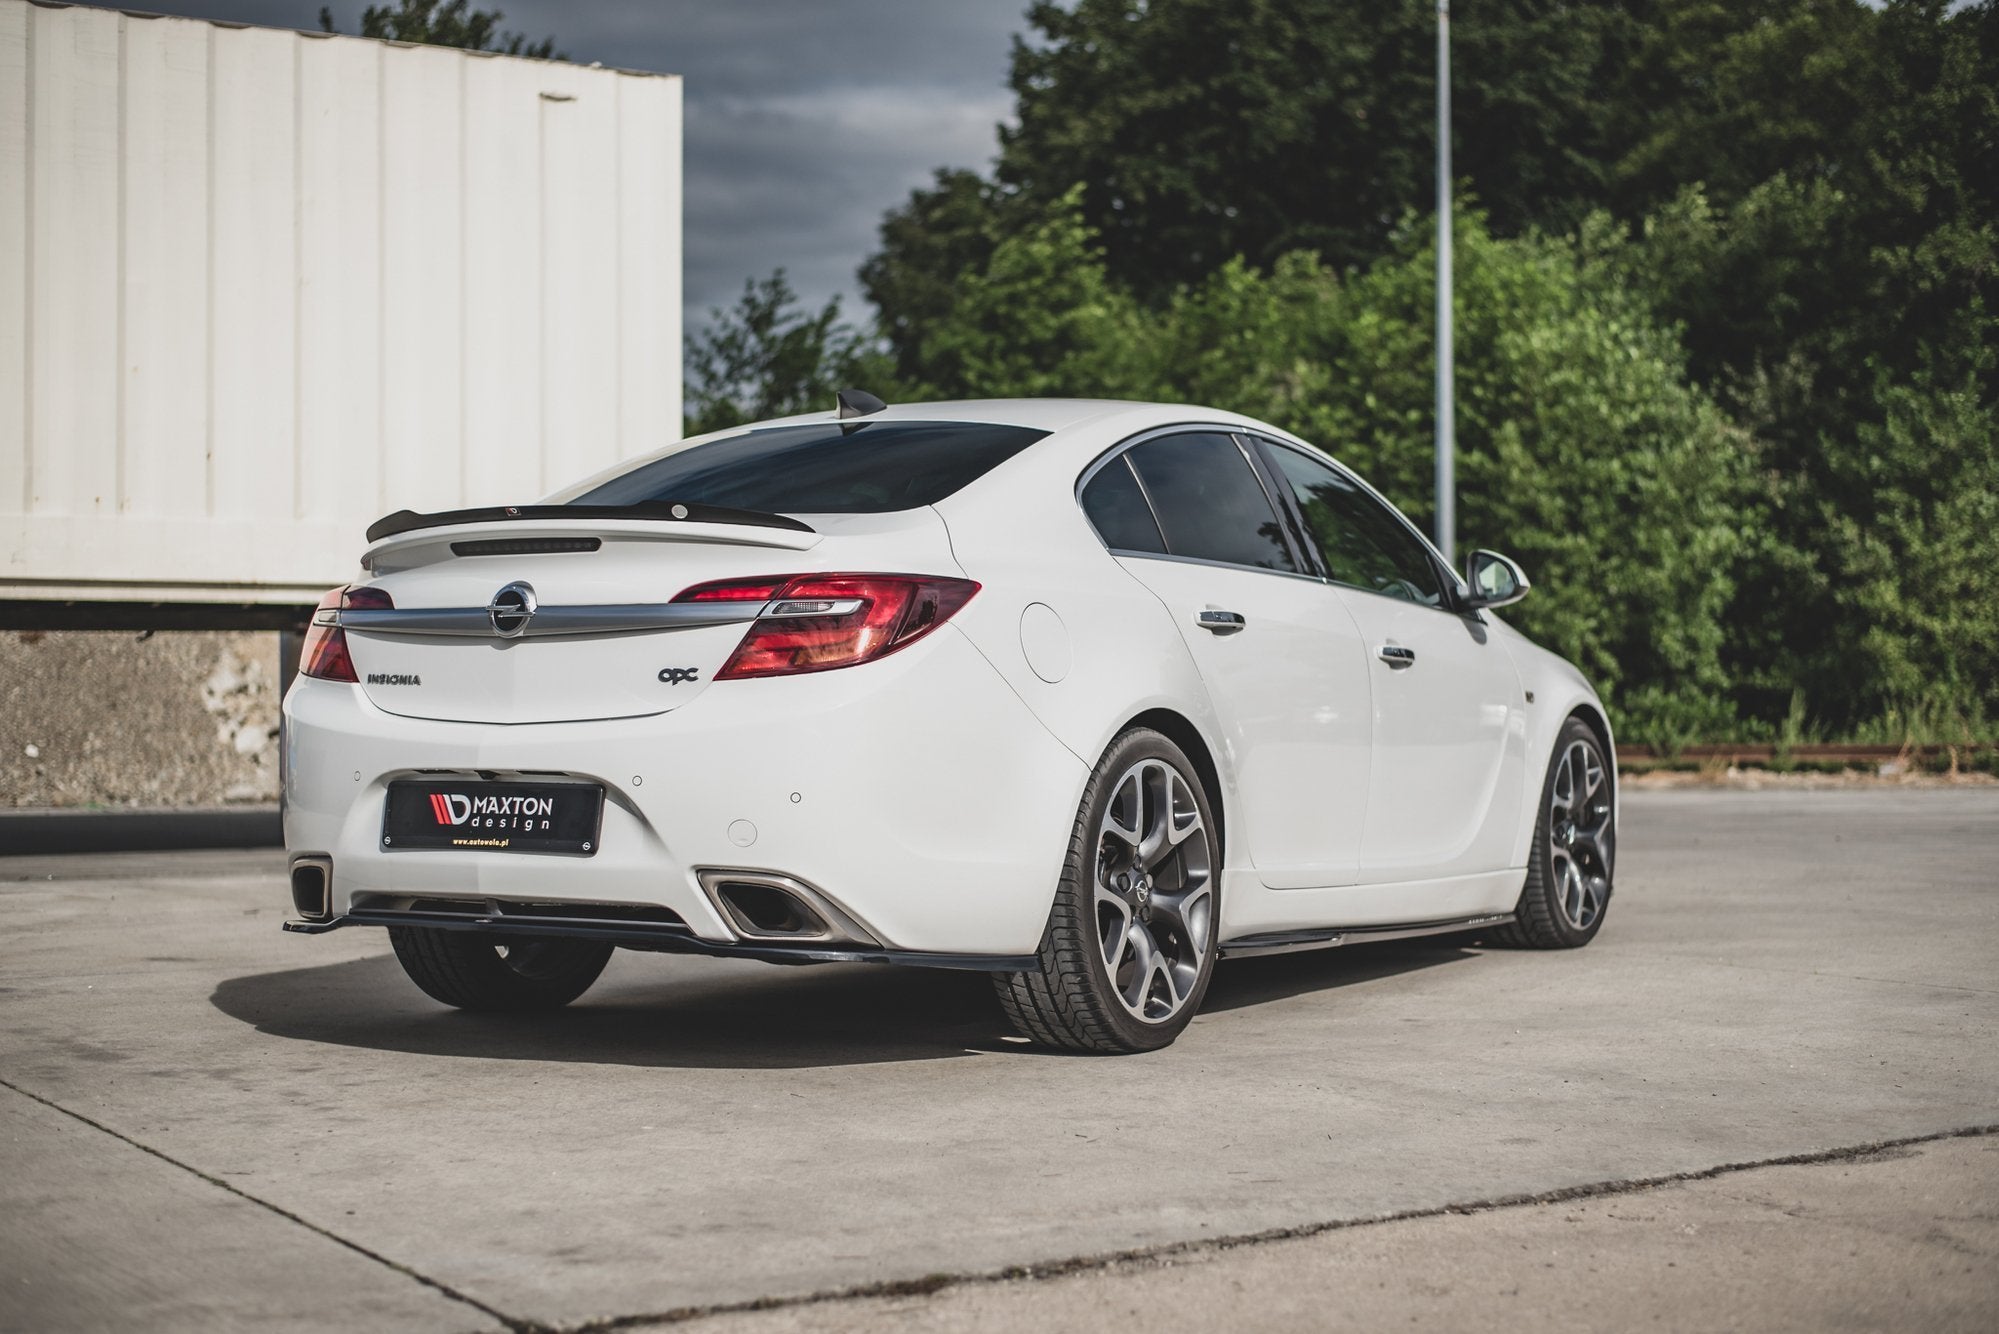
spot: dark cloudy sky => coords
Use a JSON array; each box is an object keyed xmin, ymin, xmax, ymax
[{"xmin": 109, "ymin": 1, "xmax": 1033, "ymax": 336}]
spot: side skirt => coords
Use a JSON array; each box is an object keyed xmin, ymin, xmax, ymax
[{"xmin": 1218, "ymin": 912, "xmax": 1514, "ymax": 960}]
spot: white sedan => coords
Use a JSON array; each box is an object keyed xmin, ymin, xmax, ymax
[{"xmin": 282, "ymin": 396, "xmax": 1617, "ymax": 1052}]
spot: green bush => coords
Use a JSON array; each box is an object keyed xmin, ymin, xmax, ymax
[{"xmin": 1296, "ymin": 213, "xmax": 1752, "ymax": 742}]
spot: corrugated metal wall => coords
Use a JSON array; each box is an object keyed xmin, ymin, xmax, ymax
[{"xmin": 0, "ymin": 0, "xmax": 682, "ymax": 605}]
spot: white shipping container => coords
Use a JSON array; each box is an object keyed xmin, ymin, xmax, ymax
[{"xmin": 0, "ymin": 0, "xmax": 682, "ymax": 610}]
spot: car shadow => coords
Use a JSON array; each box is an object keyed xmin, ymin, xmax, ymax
[
  {"xmin": 1205, "ymin": 937, "xmax": 1484, "ymax": 1013},
  {"xmin": 210, "ymin": 952, "xmax": 1005, "ymax": 1070},
  {"xmin": 210, "ymin": 938, "xmax": 1479, "ymax": 1070}
]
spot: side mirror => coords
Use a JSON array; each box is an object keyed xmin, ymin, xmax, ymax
[{"xmin": 1463, "ymin": 549, "xmax": 1530, "ymax": 610}]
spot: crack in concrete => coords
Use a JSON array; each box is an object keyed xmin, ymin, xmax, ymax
[
  {"xmin": 552, "ymin": 1124, "xmax": 1999, "ymax": 1333},
  {"xmin": 5, "ymin": 1064, "xmax": 1990, "ymax": 1334},
  {"xmin": 0, "ymin": 1074, "xmax": 526, "ymax": 1334}
]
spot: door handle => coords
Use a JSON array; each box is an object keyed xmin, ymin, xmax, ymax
[
  {"xmin": 1196, "ymin": 609, "xmax": 1247, "ymax": 635},
  {"xmin": 1377, "ymin": 644, "xmax": 1416, "ymax": 667}
]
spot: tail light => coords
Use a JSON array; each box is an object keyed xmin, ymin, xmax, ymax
[
  {"xmin": 299, "ymin": 585, "xmax": 394, "ymax": 682},
  {"xmin": 674, "ymin": 574, "xmax": 979, "ymax": 679}
]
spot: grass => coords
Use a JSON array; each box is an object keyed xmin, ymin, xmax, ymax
[{"xmin": 1623, "ymin": 689, "xmax": 1993, "ymax": 769}]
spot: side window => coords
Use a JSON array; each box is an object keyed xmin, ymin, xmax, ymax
[
  {"xmin": 1079, "ymin": 455, "xmax": 1167, "ymax": 554},
  {"xmin": 1261, "ymin": 443, "xmax": 1446, "ymax": 607},
  {"xmin": 1123, "ymin": 433, "xmax": 1298, "ymax": 573}
]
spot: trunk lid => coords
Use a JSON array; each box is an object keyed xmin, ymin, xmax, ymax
[{"xmin": 344, "ymin": 511, "xmax": 957, "ymax": 724}]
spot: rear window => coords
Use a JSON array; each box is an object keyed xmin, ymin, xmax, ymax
[
  {"xmin": 1079, "ymin": 456, "xmax": 1168, "ymax": 554},
  {"xmin": 567, "ymin": 421, "xmax": 1048, "ymax": 514},
  {"xmin": 1123, "ymin": 432, "xmax": 1298, "ymax": 573}
]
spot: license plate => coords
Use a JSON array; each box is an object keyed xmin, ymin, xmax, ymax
[{"xmin": 382, "ymin": 780, "xmax": 604, "ymax": 855}]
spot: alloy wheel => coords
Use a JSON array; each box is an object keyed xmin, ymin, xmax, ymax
[
  {"xmin": 1093, "ymin": 758, "xmax": 1215, "ymax": 1023},
  {"xmin": 1547, "ymin": 738, "xmax": 1614, "ymax": 931}
]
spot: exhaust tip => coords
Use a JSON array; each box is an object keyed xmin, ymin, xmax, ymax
[
  {"xmin": 289, "ymin": 856, "xmax": 333, "ymax": 920},
  {"xmin": 696, "ymin": 870, "xmax": 882, "ymax": 947},
  {"xmin": 716, "ymin": 881, "xmax": 828, "ymax": 937}
]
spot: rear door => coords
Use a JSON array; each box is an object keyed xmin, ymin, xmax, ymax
[
  {"xmin": 1253, "ymin": 439, "xmax": 1524, "ymax": 883},
  {"xmin": 1086, "ymin": 431, "xmax": 1373, "ymax": 889}
]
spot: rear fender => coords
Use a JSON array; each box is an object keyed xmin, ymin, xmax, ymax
[{"xmin": 932, "ymin": 495, "xmax": 1237, "ymax": 864}]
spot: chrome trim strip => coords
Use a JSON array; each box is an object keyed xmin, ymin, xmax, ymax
[
  {"xmin": 1195, "ymin": 609, "xmax": 1247, "ymax": 634},
  {"xmin": 1074, "ymin": 420, "xmax": 1249, "ymax": 496},
  {"xmin": 1109, "ymin": 549, "xmax": 1331, "ymax": 586},
  {"xmin": 525, "ymin": 604, "xmax": 761, "ymax": 635},
  {"xmin": 338, "ymin": 602, "xmax": 763, "ymax": 638},
  {"xmin": 1218, "ymin": 912, "xmax": 1514, "ymax": 959}
]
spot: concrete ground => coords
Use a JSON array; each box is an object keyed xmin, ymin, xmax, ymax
[
  {"xmin": 0, "ymin": 789, "xmax": 1994, "ymax": 1332},
  {"xmin": 703, "ymin": 1134, "xmax": 1999, "ymax": 1334}
]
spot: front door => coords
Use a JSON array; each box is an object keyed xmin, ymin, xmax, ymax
[{"xmin": 1254, "ymin": 439, "xmax": 1525, "ymax": 883}]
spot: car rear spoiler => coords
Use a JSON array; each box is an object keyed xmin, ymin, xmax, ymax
[{"xmin": 365, "ymin": 502, "xmax": 816, "ymax": 544}]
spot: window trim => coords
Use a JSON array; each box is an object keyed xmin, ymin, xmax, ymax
[
  {"xmin": 1095, "ymin": 452, "xmax": 1170, "ymax": 556},
  {"xmin": 1233, "ymin": 432, "xmax": 1325, "ymax": 578},
  {"xmin": 1244, "ymin": 435, "xmax": 1473, "ymax": 615},
  {"xmin": 1074, "ymin": 425, "xmax": 1318, "ymax": 577}
]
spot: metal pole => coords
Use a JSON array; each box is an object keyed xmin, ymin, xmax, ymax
[{"xmin": 1434, "ymin": 0, "xmax": 1455, "ymax": 568}]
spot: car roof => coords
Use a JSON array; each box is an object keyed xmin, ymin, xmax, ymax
[
  {"xmin": 745, "ymin": 398, "xmax": 1167, "ymax": 435},
  {"xmin": 549, "ymin": 397, "xmax": 1302, "ymax": 511}
]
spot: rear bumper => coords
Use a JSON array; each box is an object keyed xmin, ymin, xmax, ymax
[
  {"xmin": 281, "ymin": 908, "xmax": 1037, "ymax": 971},
  {"xmin": 282, "ymin": 624, "xmax": 1088, "ymax": 957}
]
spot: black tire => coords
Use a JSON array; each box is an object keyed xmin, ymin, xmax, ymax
[
  {"xmin": 1491, "ymin": 715, "xmax": 1616, "ymax": 949},
  {"xmin": 388, "ymin": 927, "xmax": 613, "ymax": 1011},
  {"xmin": 993, "ymin": 727, "xmax": 1221, "ymax": 1054}
]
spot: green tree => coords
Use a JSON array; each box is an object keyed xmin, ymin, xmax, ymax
[
  {"xmin": 317, "ymin": 0, "xmax": 563, "ymax": 60},
  {"xmin": 684, "ymin": 271, "xmax": 886, "ymax": 436},
  {"xmin": 1301, "ymin": 211, "xmax": 1753, "ymax": 745},
  {"xmin": 867, "ymin": 1, "xmax": 1992, "ymax": 381},
  {"xmin": 867, "ymin": 0, "xmax": 1689, "ymax": 332},
  {"xmin": 902, "ymin": 187, "xmax": 1142, "ymax": 400},
  {"xmin": 1607, "ymin": 2, "xmax": 1999, "ymax": 726},
  {"xmin": 1817, "ymin": 356, "xmax": 1999, "ymax": 728},
  {"xmin": 1001, "ymin": 0, "xmax": 1650, "ymax": 292},
  {"xmin": 858, "ymin": 169, "xmax": 1010, "ymax": 388}
]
